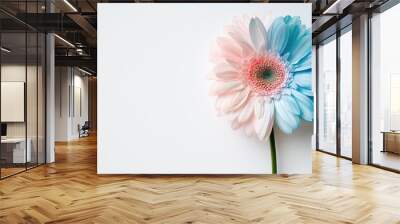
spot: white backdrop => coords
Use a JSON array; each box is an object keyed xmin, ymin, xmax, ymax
[
  {"xmin": 98, "ymin": 3, "xmax": 312, "ymax": 174},
  {"xmin": 1, "ymin": 82, "xmax": 24, "ymax": 122}
]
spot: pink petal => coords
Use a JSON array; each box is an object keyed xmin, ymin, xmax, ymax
[
  {"xmin": 225, "ymin": 29, "xmax": 254, "ymax": 57},
  {"xmin": 254, "ymin": 98, "xmax": 274, "ymax": 141},
  {"xmin": 217, "ymin": 87, "xmax": 250, "ymax": 113},
  {"xmin": 231, "ymin": 118, "xmax": 242, "ymax": 130},
  {"xmin": 227, "ymin": 87, "xmax": 251, "ymax": 113},
  {"xmin": 210, "ymin": 80, "xmax": 244, "ymax": 96},
  {"xmin": 237, "ymin": 96, "xmax": 255, "ymax": 123},
  {"xmin": 217, "ymin": 37, "xmax": 241, "ymax": 56},
  {"xmin": 217, "ymin": 38, "xmax": 243, "ymax": 65},
  {"xmin": 244, "ymin": 118, "xmax": 255, "ymax": 137},
  {"xmin": 215, "ymin": 71, "xmax": 240, "ymax": 80},
  {"xmin": 208, "ymin": 63, "xmax": 240, "ymax": 80},
  {"xmin": 213, "ymin": 63, "xmax": 237, "ymax": 73},
  {"xmin": 254, "ymin": 97, "xmax": 265, "ymax": 119}
]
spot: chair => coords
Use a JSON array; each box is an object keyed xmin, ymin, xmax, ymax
[{"xmin": 79, "ymin": 121, "xmax": 90, "ymax": 138}]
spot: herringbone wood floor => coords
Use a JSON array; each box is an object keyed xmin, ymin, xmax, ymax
[{"xmin": 1, "ymin": 135, "xmax": 400, "ymax": 224}]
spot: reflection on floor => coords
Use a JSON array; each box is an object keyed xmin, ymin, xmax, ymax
[
  {"xmin": 1, "ymin": 135, "xmax": 400, "ymax": 223},
  {"xmin": 0, "ymin": 162, "xmax": 41, "ymax": 178},
  {"xmin": 0, "ymin": 167, "xmax": 25, "ymax": 177},
  {"xmin": 373, "ymin": 150, "xmax": 400, "ymax": 170},
  {"xmin": 341, "ymin": 147, "xmax": 352, "ymax": 158}
]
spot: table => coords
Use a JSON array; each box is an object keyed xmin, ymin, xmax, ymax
[
  {"xmin": 1, "ymin": 138, "xmax": 32, "ymax": 164},
  {"xmin": 381, "ymin": 131, "xmax": 400, "ymax": 154}
]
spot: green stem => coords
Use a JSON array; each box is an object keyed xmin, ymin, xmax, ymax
[{"xmin": 269, "ymin": 128, "xmax": 277, "ymax": 174}]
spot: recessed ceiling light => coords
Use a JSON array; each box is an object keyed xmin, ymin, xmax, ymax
[
  {"xmin": 78, "ymin": 67, "xmax": 93, "ymax": 76},
  {"xmin": 63, "ymin": 0, "xmax": 78, "ymax": 12},
  {"xmin": 323, "ymin": 0, "xmax": 354, "ymax": 15},
  {"xmin": 1, "ymin": 47, "xmax": 11, "ymax": 53},
  {"xmin": 54, "ymin": 34, "xmax": 75, "ymax": 48}
]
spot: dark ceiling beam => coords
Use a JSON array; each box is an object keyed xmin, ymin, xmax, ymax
[
  {"xmin": 311, "ymin": 0, "xmax": 354, "ymax": 35},
  {"xmin": 11, "ymin": 13, "xmax": 84, "ymax": 32},
  {"xmin": 47, "ymin": 0, "xmax": 97, "ymax": 46},
  {"xmin": 56, "ymin": 47, "xmax": 97, "ymax": 57},
  {"xmin": 67, "ymin": 13, "xmax": 97, "ymax": 46},
  {"xmin": 312, "ymin": 15, "xmax": 336, "ymax": 33},
  {"xmin": 0, "ymin": 18, "xmax": 27, "ymax": 31},
  {"xmin": 0, "ymin": 8, "xmax": 38, "ymax": 31},
  {"xmin": 311, "ymin": 0, "xmax": 391, "ymax": 41},
  {"xmin": 4, "ymin": 12, "xmax": 97, "ymax": 47},
  {"xmin": 312, "ymin": 14, "xmax": 352, "ymax": 44},
  {"xmin": 311, "ymin": 0, "xmax": 370, "ymax": 43},
  {"xmin": 86, "ymin": 0, "xmax": 97, "ymax": 11},
  {"xmin": 55, "ymin": 55, "xmax": 96, "ymax": 69}
]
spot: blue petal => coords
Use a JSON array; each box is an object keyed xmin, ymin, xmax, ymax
[
  {"xmin": 291, "ymin": 53, "xmax": 312, "ymax": 72},
  {"xmin": 281, "ymin": 16, "xmax": 302, "ymax": 55},
  {"xmin": 274, "ymin": 108, "xmax": 296, "ymax": 134},
  {"xmin": 249, "ymin": 17, "xmax": 267, "ymax": 52},
  {"xmin": 274, "ymin": 95, "xmax": 301, "ymax": 134},
  {"xmin": 293, "ymin": 70, "xmax": 312, "ymax": 89},
  {"xmin": 267, "ymin": 16, "xmax": 312, "ymax": 70},
  {"xmin": 298, "ymin": 87, "xmax": 314, "ymax": 97},
  {"xmin": 266, "ymin": 17, "xmax": 289, "ymax": 55},
  {"xmin": 295, "ymin": 48, "xmax": 312, "ymax": 65},
  {"xmin": 287, "ymin": 28, "xmax": 311, "ymax": 65},
  {"xmin": 292, "ymin": 90, "xmax": 314, "ymax": 121}
]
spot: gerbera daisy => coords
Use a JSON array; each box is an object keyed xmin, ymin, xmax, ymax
[{"xmin": 210, "ymin": 15, "xmax": 313, "ymax": 142}]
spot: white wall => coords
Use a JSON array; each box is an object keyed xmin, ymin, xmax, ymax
[
  {"xmin": 55, "ymin": 67, "xmax": 89, "ymax": 141},
  {"xmin": 1, "ymin": 82, "xmax": 24, "ymax": 122},
  {"xmin": 98, "ymin": 3, "xmax": 312, "ymax": 174},
  {"xmin": 1, "ymin": 66, "xmax": 26, "ymax": 127},
  {"xmin": 55, "ymin": 67, "xmax": 69, "ymax": 141}
]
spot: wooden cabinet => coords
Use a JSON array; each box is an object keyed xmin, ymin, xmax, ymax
[{"xmin": 382, "ymin": 132, "xmax": 400, "ymax": 154}]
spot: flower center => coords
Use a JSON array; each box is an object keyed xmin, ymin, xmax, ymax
[{"xmin": 246, "ymin": 54, "xmax": 287, "ymax": 96}]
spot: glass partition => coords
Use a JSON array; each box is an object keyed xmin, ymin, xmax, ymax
[
  {"xmin": 317, "ymin": 37, "xmax": 337, "ymax": 154},
  {"xmin": 0, "ymin": 31, "xmax": 28, "ymax": 177},
  {"xmin": 0, "ymin": 1, "xmax": 46, "ymax": 179},
  {"xmin": 371, "ymin": 3, "xmax": 400, "ymax": 171},
  {"xmin": 339, "ymin": 28, "xmax": 352, "ymax": 158},
  {"xmin": 38, "ymin": 32, "xmax": 45, "ymax": 165},
  {"xmin": 27, "ymin": 31, "xmax": 38, "ymax": 169}
]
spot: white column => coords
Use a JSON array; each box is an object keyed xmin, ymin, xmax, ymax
[
  {"xmin": 352, "ymin": 14, "xmax": 369, "ymax": 164},
  {"xmin": 46, "ymin": 32, "xmax": 55, "ymax": 163}
]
